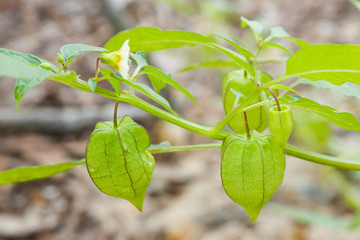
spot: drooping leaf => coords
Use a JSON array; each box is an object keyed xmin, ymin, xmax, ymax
[
  {"xmin": 241, "ymin": 17, "xmax": 263, "ymax": 40},
  {"xmin": 0, "ymin": 52, "xmax": 55, "ymax": 107},
  {"xmin": 178, "ymin": 60, "xmax": 238, "ymax": 72},
  {"xmin": 279, "ymin": 95, "xmax": 360, "ymax": 131},
  {"xmin": 104, "ymin": 27, "xmax": 210, "ymax": 52},
  {"xmin": 262, "ymin": 42, "xmax": 292, "ymax": 54},
  {"xmin": 141, "ymin": 65, "xmax": 198, "ymax": 104},
  {"xmin": 111, "ymin": 73, "xmax": 177, "ymax": 115},
  {"xmin": 60, "ymin": 44, "xmax": 107, "ymax": 61},
  {"xmin": 0, "ymin": 160, "xmax": 84, "ymax": 185},
  {"xmin": 214, "ymin": 33, "xmax": 255, "ymax": 58},
  {"xmin": 286, "ymin": 44, "xmax": 360, "ymax": 85},
  {"xmin": 299, "ymin": 79, "xmax": 360, "ymax": 98},
  {"xmin": 86, "ymin": 116, "xmax": 155, "ymax": 211},
  {"xmin": 221, "ymin": 133, "xmax": 285, "ymax": 222}
]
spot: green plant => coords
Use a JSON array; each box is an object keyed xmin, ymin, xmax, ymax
[{"xmin": 1, "ymin": 17, "xmax": 360, "ymax": 223}]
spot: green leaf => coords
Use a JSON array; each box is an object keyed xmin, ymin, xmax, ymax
[
  {"xmin": 60, "ymin": 44, "xmax": 107, "ymax": 61},
  {"xmin": 141, "ymin": 65, "xmax": 198, "ymax": 104},
  {"xmin": 88, "ymin": 78, "xmax": 97, "ymax": 92},
  {"xmin": 130, "ymin": 52, "xmax": 148, "ymax": 69},
  {"xmin": 221, "ymin": 134, "xmax": 285, "ymax": 222},
  {"xmin": 99, "ymin": 68, "xmax": 121, "ymax": 95},
  {"xmin": 279, "ymin": 95, "xmax": 360, "ymax": 131},
  {"xmin": 104, "ymin": 27, "xmax": 210, "ymax": 52},
  {"xmin": 147, "ymin": 74, "xmax": 167, "ymax": 93},
  {"xmin": 286, "ymin": 44, "xmax": 360, "ymax": 85},
  {"xmin": 112, "ymin": 73, "xmax": 177, "ymax": 115},
  {"xmin": 178, "ymin": 60, "xmax": 238, "ymax": 72},
  {"xmin": 209, "ymin": 43, "xmax": 255, "ymax": 77},
  {"xmin": 262, "ymin": 42, "xmax": 292, "ymax": 54},
  {"xmin": 270, "ymin": 84, "xmax": 298, "ymax": 93},
  {"xmin": 214, "ymin": 33, "xmax": 255, "ymax": 58},
  {"xmin": 263, "ymin": 26, "xmax": 309, "ymax": 47},
  {"xmin": 299, "ymin": 79, "xmax": 360, "ymax": 98},
  {"xmin": 0, "ymin": 160, "xmax": 84, "ymax": 185},
  {"xmin": 0, "ymin": 52, "xmax": 55, "ymax": 107},
  {"xmin": 86, "ymin": 116, "xmax": 155, "ymax": 211},
  {"xmin": 241, "ymin": 17, "xmax": 263, "ymax": 40}
]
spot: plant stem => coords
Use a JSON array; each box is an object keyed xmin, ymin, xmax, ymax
[
  {"xmin": 148, "ymin": 143, "xmax": 221, "ymax": 154},
  {"xmin": 268, "ymin": 87, "xmax": 281, "ymax": 111},
  {"xmin": 113, "ymin": 101, "xmax": 120, "ymax": 128},
  {"xmin": 95, "ymin": 57, "xmax": 100, "ymax": 80},
  {"xmin": 284, "ymin": 144, "xmax": 360, "ymax": 171},
  {"xmin": 243, "ymin": 112, "xmax": 251, "ymax": 140}
]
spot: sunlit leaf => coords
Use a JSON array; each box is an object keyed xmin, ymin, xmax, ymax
[
  {"xmin": 112, "ymin": 73, "xmax": 177, "ymax": 115},
  {"xmin": 241, "ymin": 17, "xmax": 263, "ymax": 40},
  {"xmin": 0, "ymin": 160, "xmax": 84, "ymax": 185},
  {"xmin": 286, "ymin": 44, "xmax": 360, "ymax": 85},
  {"xmin": 141, "ymin": 65, "xmax": 198, "ymax": 104},
  {"xmin": 60, "ymin": 44, "xmax": 107, "ymax": 61},
  {"xmin": 214, "ymin": 33, "xmax": 255, "ymax": 58},
  {"xmin": 104, "ymin": 27, "xmax": 210, "ymax": 52},
  {"xmin": 299, "ymin": 79, "xmax": 360, "ymax": 98},
  {"xmin": 262, "ymin": 42, "xmax": 292, "ymax": 54},
  {"xmin": 179, "ymin": 60, "xmax": 238, "ymax": 72},
  {"xmin": 279, "ymin": 95, "xmax": 360, "ymax": 131}
]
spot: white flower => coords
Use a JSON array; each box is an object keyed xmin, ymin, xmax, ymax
[{"xmin": 101, "ymin": 40, "xmax": 130, "ymax": 79}]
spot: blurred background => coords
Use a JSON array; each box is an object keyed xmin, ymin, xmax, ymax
[{"xmin": 1, "ymin": 0, "xmax": 360, "ymax": 239}]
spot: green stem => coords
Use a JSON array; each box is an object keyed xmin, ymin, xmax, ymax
[
  {"xmin": 113, "ymin": 101, "xmax": 120, "ymax": 128},
  {"xmin": 268, "ymin": 87, "xmax": 281, "ymax": 111},
  {"xmin": 243, "ymin": 112, "xmax": 251, "ymax": 140},
  {"xmin": 148, "ymin": 143, "xmax": 221, "ymax": 154},
  {"xmin": 122, "ymin": 95, "xmax": 229, "ymax": 140},
  {"xmin": 284, "ymin": 144, "xmax": 360, "ymax": 171}
]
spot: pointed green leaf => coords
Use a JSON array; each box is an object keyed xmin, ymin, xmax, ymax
[
  {"xmin": 0, "ymin": 160, "xmax": 84, "ymax": 185},
  {"xmin": 241, "ymin": 17, "xmax": 263, "ymax": 40},
  {"xmin": 209, "ymin": 43, "xmax": 255, "ymax": 77},
  {"xmin": 104, "ymin": 27, "xmax": 210, "ymax": 52},
  {"xmin": 299, "ymin": 79, "xmax": 360, "ymax": 98},
  {"xmin": 286, "ymin": 44, "xmax": 360, "ymax": 85},
  {"xmin": 99, "ymin": 68, "xmax": 121, "ymax": 95},
  {"xmin": 112, "ymin": 73, "xmax": 177, "ymax": 115},
  {"xmin": 130, "ymin": 52, "xmax": 148, "ymax": 69},
  {"xmin": 141, "ymin": 65, "xmax": 198, "ymax": 104},
  {"xmin": 270, "ymin": 84, "xmax": 298, "ymax": 93},
  {"xmin": 86, "ymin": 116, "xmax": 155, "ymax": 211},
  {"xmin": 60, "ymin": 44, "xmax": 107, "ymax": 61},
  {"xmin": 147, "ymin": 73, "xmax": 167, "ymax": 93},
  {"xmin": 221, "ymin": 134, "xmax": 285, "ymax": 222},
  {"xmin": 262, "ymin": 42, "xmax": 292, "ymax": 54},
  {"xmin": 178, "ymin": 60, "xmax": 238, "ymax": 72},
  {"xmin": 88, "ymin": 78, "xmax": 97, "ymax": 92},
  {"xmin": 263, "ymin": 26, "xmax": 309, "ymax": 47},
  {"xmin": 214, "ymin": 33, "xmax": 255, "ymax": 58},
  {"xmin": 279, "ymin": 95, "xmax": 360, "ymax": 131}
]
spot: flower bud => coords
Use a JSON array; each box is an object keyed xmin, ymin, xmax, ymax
[
  {"xmin": 57, "ymin": 53, "xmax": 65, "ymax": 64},
  {"xmin": 39, "ymin": 62, "xmax": 53, "ymax": 71},
  {"xmin": 269, "ymin": 105, "xmax": 294, "ymax": 147}
]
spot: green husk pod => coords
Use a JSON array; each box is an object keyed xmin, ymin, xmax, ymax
[
  {"xmin": 222, "ymin": 70, "xmax": 268, "ymax": 134},
  {"xmin": 269, "ymin": 105, "xmax": 294, "ymax": 147},
  {"xmin": 221, "ymin": 133, "xmax": 285, "ymax": 222},
  {"xmin": 86, "ymin": 116, "xmax": 155, "ymax": 211}
]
